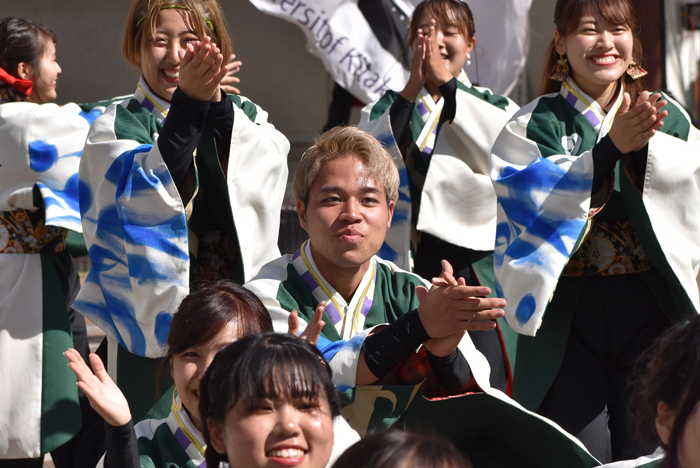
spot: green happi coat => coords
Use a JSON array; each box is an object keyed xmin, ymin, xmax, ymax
[
  {"xmin": 245, "ymin": 241, "xmax": 602, "ymax": 467},
  {"xmin": 131, "ymin": 403, "xmax": 206, "ymax": 468},
  {"xmin": 244, "ymin": 241, "xmax": 491, "ymax": 395},
  {"xmin": 359, "ymin": 71, "xmax": 518, "ymax": 276}
]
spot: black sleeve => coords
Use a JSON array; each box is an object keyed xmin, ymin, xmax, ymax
[
  {"xmin": 104, "ymin": 419, "xmax": 140, "ymax": 468},
  {"xmin": 592, "ymin": 134, "xmax": 624, "ymax": 194},
  {"xmin": 438, "ymin": 78, "xmax": 457, "ymax": 124},
  {"xmin": 157, "ymin": 87, "xmax": 210, "ymax": 188},
  {"xmin": 205, "ymin": 90, "xmax": 234, "ymax": 150},
  {"xmin": 389, "ymin": 94, "xmax": 415, "ymax": 152},
  {"xmin": 426, "ymin": 348, "xmax": 472, "ymax": 394},
  {"xmin": 361, "ymin": 310, "xmax": 431, "ymax": 379}
]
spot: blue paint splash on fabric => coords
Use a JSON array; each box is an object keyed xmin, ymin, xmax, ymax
[
  {"xmin": 122, "ymin": 224, "xmax": 188, "ymax": 260},
  {"xmin": 154, "ymin": 312, "xmax": 173, "ymax": 347},
  {"xmin": 28, "ymin": 140, "xmax": 58, "ymax": 172},
  {"xmin": 78, "ymin": 179, "xmax": 93, "ymax": 216},
  {"xmin": 79, "ymin": 108, "xmax": 102, "ymax": 126},
  {"xmin": 38, "ymin": 173, "xmax": 80, "ymax": 213},
  {"xmin": 515, "ymin": 294, "xmax": 537, "ymax": 326},
  {"xmin": 317, "ymin": 335, "xmax": 344, "ymax": 362},
  {"xmin": 378, "ymin": 243, "xmax": 398, "ymax": 263}
]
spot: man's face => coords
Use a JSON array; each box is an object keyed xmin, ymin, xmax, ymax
[{"xmin": 297, "ymin": 155, "xmax": 394, "ymax": 275}]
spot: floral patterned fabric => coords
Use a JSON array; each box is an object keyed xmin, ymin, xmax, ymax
[
  {"xmin": 564, "ymin": 220, "xmax": 651, "ymax": 276},
  {"xmin": 190, "ymin": 231, "xmax": 240, "ymax": 283},
  {"xmin": 0, "ymin": 209, "xmax": 67, "ymax": 254}
]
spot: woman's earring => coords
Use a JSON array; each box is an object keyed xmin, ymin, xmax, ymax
[
  {"xmin": 465, "ymin": 53, "xmax": 471, "ymax": 66},
  {"xmin": 626, "ymin": 59, "xmax": 648, "ymax": 80},
  {"xmin": 549, "ymin": 54, "xmax": 569, "ymax": 81}
]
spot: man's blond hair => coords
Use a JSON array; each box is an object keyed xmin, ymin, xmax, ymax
[{"xmin": 293, "ymin": 126, "xmax": 399, "ymax": 205}]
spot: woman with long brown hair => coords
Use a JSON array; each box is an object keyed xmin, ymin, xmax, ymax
[{"xmin": 491, "ymin": 0, "xmax": 700, "ymax": 462}]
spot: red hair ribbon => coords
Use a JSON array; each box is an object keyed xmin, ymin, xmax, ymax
[{"xmin": 0, "ymin": 67, "xmax": 33, "ymax": 96}]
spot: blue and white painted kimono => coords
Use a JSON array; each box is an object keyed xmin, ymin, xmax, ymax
[
  {"xmin": 0, "ymin": 100, "xmax": 102, "ymax": 458},
  {"xmin": 491, "ymin": 77, "xmax": 700, "ymax": 337},
  {"xmin": 74, "ymin": 78, "xmax": 289, "ymax": 360}
]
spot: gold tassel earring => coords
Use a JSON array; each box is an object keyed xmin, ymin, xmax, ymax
[
  {"xmin": 549, "ymin": 54, "xmax": 569, "ymax": 81},
  {"xmin": 626, "ymin": 59, "xmax": 647, "ymax": 80}
]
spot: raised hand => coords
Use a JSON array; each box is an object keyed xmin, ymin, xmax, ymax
[
  {"xmin": 64, "ymin": 348, "xmax": 131, "ymax": 427},
  {"xmin": 424, "ymin": 19, "xmax": 454, "ymax": 87},
  {"xmin": 422, "ymin": 260, "xmax": 470, "ymax": 356},
  {"xmin": 288, "ymin": 301, "xmax": 326, "ymax": 347},
  {"xmin": 177, "ymin": 36, "xmax": 228, "ymax": 102},
  {"xmin": 416, "ymin": 281, "xmax": 504, "ymax": 340},
  {"xmin": 431, "ymin": 259, "xmax": 460, "ymax": 288},
  {"xmin": 220, "ymin": 53, "xmax": 242, "ymax": 95},
  {"xmin": 608, "ymin": 90, "xmax": 668, "ymax": 154},
  {"xmin": 400, "ymin": 29, "xmax": 427, "ymax": 102}
]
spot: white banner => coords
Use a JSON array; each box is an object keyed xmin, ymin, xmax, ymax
[
  {"xmin": 248, "ymin": 0, "xmax": 531, "ymax": 101},
  {"xmin": 665, "ymin": 0, "xmax": 700, "ymax": 117},
  {"xmin": 249, "ymin": 0, "xmax": 410, "ymax": 103},
  {"xmin": 466, "ymin": 0, "xmax": 532, "ymax": 96}
]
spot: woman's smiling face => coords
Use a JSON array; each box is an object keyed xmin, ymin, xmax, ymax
[
  {"xmin": 416, "ymin": 9, "xmax": 475, "ymax": 80},
  {"xmin": 140, "ymin": 8, "xmax": 199, "ymax": 102},
  {"xmin": 170, "ymin": 322, "xmax": 239, "ymax": 430},
  {"xmin": 209, "ymin": 395, "xmax": 334, "ymax": 468},
  {"xmin": 556, "ymin": 10, "xmax": 633, "ymax": 103}
]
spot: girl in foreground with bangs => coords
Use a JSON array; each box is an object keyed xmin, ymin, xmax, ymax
[
  {"xmin": 491, "ymin": 0, "xmax": 700, "ymax": 462},
  {"xmin": 200, "ymin": 333, "xmax": 343, "ymax": 468},
  {"xmin": 66, "ymin": 281, "xmax": 358, "ymax": 468}
]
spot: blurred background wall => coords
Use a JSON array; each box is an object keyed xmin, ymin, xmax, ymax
[
  {"xmin": 5, "ymin": 0, "xmax": 669, "ymax": 144},
  {"xmin": 3, "ymin": 0, "xmax": 561, "ymax": 146}
]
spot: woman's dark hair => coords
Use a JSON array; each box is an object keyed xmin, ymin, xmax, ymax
[
  {"xmin": 402, "ymin": 0, "xmax": 475, "ymax": 69},
  {"xmin": 629, "ymin": 316, "xmax": 700, "ymax": 468},
  {"xmin": 157, "ymin": 280, "xmax": 273, "ymax": 399},
  {"xmin": 332, "ymin": 430, "xmax": 472, "ymax": 468},
  {"xmin": 541, "ymin": 0, "xmax": 645, "ymax": 101},
  {"xmin": 165, "ymin": 280, "xmax": 272, "ymax": 360},
  {"xmin": 0, "ymin": 17, "xmax": 57, "ymax": 102},
  {"xmin": 200, "ymin": 333, "xmax": 341, "ymax": 468},
  {"xmin": 409, "ymin": 0, "xmax": 475, "ymax": 45}
]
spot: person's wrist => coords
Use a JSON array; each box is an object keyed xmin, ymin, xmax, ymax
[
  {"xmin": 210, "ymin": 87, "xmax": 223, "ymax": 102},
  {"xmin": 415, "ymin": 305, "xmax": 434, "ymax": 340},
  {"xmin": 425, "ymin": 342, "xmax": 459, "ymax": 359},
  {"xmin": 401, "ymin": 80, "xmax": 421, "ymax": 102},
  {"xmin": 431, "ymin": 69, "xmax": 452, "ymax": 87}
]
